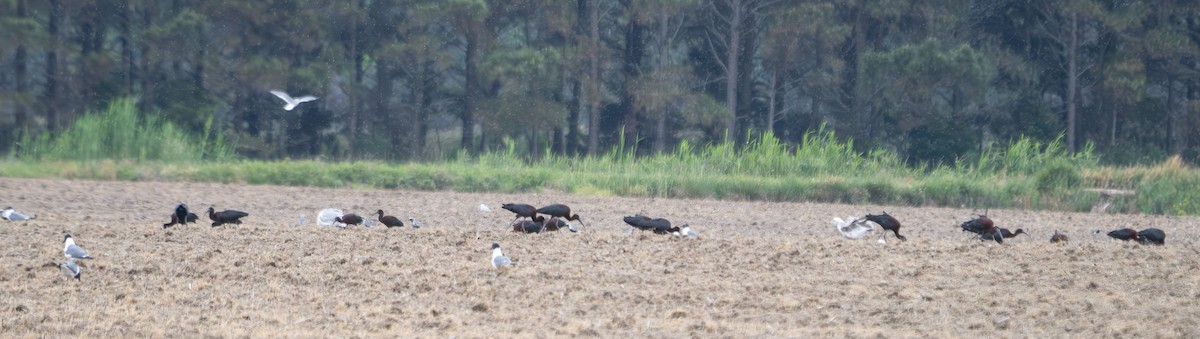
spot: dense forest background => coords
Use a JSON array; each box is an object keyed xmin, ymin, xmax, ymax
[{"xmin": 1, "ymin": 0, "xmax": 1198, "ymax": 165}]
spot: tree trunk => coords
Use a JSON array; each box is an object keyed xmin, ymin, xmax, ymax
[
  {"xmin": 120, "ymin": 0, "xmax": 135, "ymax": 95},
  {"xmin": 375, "ymin": 61, "xmax": 393, "ymax": 159},
  {"xmin": 14, "ymin": 0, "xmax": 29, "ymax": 129},
  {"xmin": 621, "ymin": 4, "xmax": 644, "ymax": 151},
  {"xmin": 586, "ymin": 0, "xmax": 601, "ymax": 154},
  {"xmin": 463, "ymin": 26, "xmax": 479, "ymax": 153},
  {"xmin": 767, "ymin": 72, "xmax": 777, "ymax": 134},
  {"xmin": 1066, "ymin": 11, "xmax": 1078, "ymax": 153},
  {"xmin": 724, "ymin": 0, "xmax": 742, "ymax": 141},
  {"xmin": 45, "ymin": 0, "xmax": 62, "ymax": 131},
  {"xmin": 568, "ymin": 78, "xmax": 582, "ymax": 155}
]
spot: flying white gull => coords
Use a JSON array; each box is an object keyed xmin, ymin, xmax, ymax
[
  {"xmin": 491, "ymin": 243, "xmax": 513, "ymax": 269},
  {"xmin": 409, "ymin": 217, "xmax": 424, "ymax": 229},
  {"xmin": 60, "ymin": 261, "xmax": 81, "ymax": 281},
  {"xmin": 63, "ymin": 234, "xmax": 93, "ymax": 260},
  {"xmin": 270, "ymin": 90, "xmax": 318, "ymax": 111},
  {"xmin": 833, "ymin": 216, "xmax": 873, "ymax": 240},
  {"xmin": 2, "ymin": 206, "xmax": 36, "ymax": 221}
]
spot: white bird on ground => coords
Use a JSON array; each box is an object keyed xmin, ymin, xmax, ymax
[
  {"xmin": 409, "ymin": 217, "xmax": 424, "ymax": 229},
  {"xmin": 63, "ymin": 234, "xmax": 93, "ymax": 260},
  {"xmin": 479, "ymin": 204, "xmax": 492, "ymax": 212},
  {"xmin": 60, "ymin": 261, "xmax": 81, "ymax": 281},
  {"xmin": 833, "ymin": 216, "xmax": 873, "ymax": 240},
  {"xmin": 491, "ymin": 243, "xmax": 513, "ymax": 269},
  {"xmin": 673, "ymin": 224, "xmax": 698, "ymax": 238},
  {"xmin": 269, "ymin": 90, "xmax": 318, "ymax": 111},
  {"xmin": 2, "ymin": 206, "xmax": 36, "ymax": 221}
]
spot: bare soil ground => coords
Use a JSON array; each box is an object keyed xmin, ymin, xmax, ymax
[{"xmin": 1, "ymin": 177, "xmax": 1198, "ymax": 338}]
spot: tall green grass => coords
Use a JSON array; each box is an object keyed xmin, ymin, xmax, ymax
[
  {"xmin": 16, "ymin": 98, "xmax": 232, "ymax": 162},
  {"xmin": 5, "ymin": 109, "xmax": 1200, "ymax": 215}
]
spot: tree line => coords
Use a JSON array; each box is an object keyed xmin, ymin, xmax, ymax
[{"xmin": 1, "ymin": 0, "xmax": 1198, "ymax": 165}]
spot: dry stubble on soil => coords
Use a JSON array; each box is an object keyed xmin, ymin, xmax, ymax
[{"xmin": 1, "ymin": 177, "xmax": 1199, "ymax": 338}]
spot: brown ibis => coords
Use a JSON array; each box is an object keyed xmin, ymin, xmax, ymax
[
  {"xmin": 1136, "ymin": 228, "xmax": 1165, "ymax": 245},
  {"xmin": 864, "ymin": 212, "xmax": 907, "ymax": 242},
  {"xmin": 1106, "ymin": 228, "xmax": 1139, "ymax": 241},
  {"xmin": 336, "ymin": 213, "xmax": 364, "ymax": 226},
  {"xmin": 207, "ymin": 207, "xmax": 249, "ymax": 227},
  {"xmin": 961, "ymin": 214, "xmax": 1003, "ymax": 243},
  {"xmin": 1050, "ymin": 231, "xmax": 1069, "ymax": 244},
  {"xmin": 163, "ymin": 211, "xmax": 199, "ymax": 228},
  {"xmin": 623, "ymin": 215, "xmax": 676, "ymax": 234},
  {"xmin": 512, "ymin": 219, "xmax": 546, "ymax": 233},
  {"xmin": 998, "ymin": 228, "xmax": 1027, "ymax": 238},
  {"xmin": 502, "ymin": 203, "xmax": 538, "ymax": 225},
  {"xmin": 537, "ymin": 204, "xmax": 585, "ymax": 228},
  {"xmin": 375, "ymin": 210, "xmax": 404, "ymax": 227}
]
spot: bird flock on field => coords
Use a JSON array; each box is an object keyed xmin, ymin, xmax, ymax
[{"xmin": 3, "ymin": 197, "xmax": 1171, "ymax": 283}]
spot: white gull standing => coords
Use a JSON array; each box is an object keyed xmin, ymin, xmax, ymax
[
  {"xmin": 491, "ymin": 243, "xmax": 513, "ymax": 270},
  {"xmin": 60, "ymin": 261, "xmax": 81, "ymax": 281},
  {"xmin": 63, "ymin": 234, "xmax": 93, "ymax": 260},
  {"xmin": 270, "ymin": 90, "xmax": 318, "ymax": 111}
]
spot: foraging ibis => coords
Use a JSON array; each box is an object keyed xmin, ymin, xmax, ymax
[
  {"xmin": 537, "ymin": 204, "xmax": 585, "ymax": 228},
  {"xmin": 1136, "ymin": 228, "xmax": 1165, "ymax": 245},
  {"xmin": 2, "ymin": 206, "xmax": 36, "ymax": 221},
  {"xmin": 512, "ymin": 218, "xmax": 546, "ymax": 233},
  {"xmin": 335, "ymin": 213, "xmax": 364, "ymax": 226},
  {"xmin": 998, "ymin": 228, "xmax": 1027, "ymax": 238},
  {"xmin": 60, "ymin": 261, "xmax": 81, "ymax": 281},
  {"xmin": 269, "ymin": 90, "xmax": 318, "ymax": 111},
  {"xmin": 623, "ymin": 215, "xmax": 676, "ymax": 234},
  {"xmin": 1106, "ymin": 228, "xmax": 1139, "ymax": 241},
  {"xmin": 864, "ymin": 212, "xmax": 907, "ymax": 242},
  {"xmin": 207, "ymin": 207, "xmax": 249, "ymax": 227},
  {"xmin": 375, "ymin": 210, "xmax": 404, "ymax": 228},
  {"xmin": 163, "ymin": 212, "xmax": 199, "ymax": 228},
  {"xmin": 1050, "ymin": 231, "xmax": 1069, "ymax": 244},
  {"xmin": 63, "ymin": 234, "xmax": 93, "ymax": 260},
  {"xmin": 491, "ymin": 243, "xmax": 513, "ymax": 269},
  {"xmin": 163, "ymin": 204, "xmax": 199, "ymax": 228},
  {"xmin": 960, "ymin": 215, "xmax": 994, "ymax": 235},
  {"xmin": 501, "ymin": 203, "xmax": 538, "ymax": 225},
  {"xmin": 540, "ymin": 216, "xmax": 579, "ymax": 233},
  {"xmin": 833, "ymin": 216, "xmax": 873, "ymax": 239}
]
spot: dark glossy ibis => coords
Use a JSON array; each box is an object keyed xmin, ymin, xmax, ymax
[
  {"xmin": 207, "ymin": 207, "xmax": 249, "ymax": 227},
  {"xmin": 162, "ymin": 212, "xmax": 199, "ymax": 228},
  {"xmin": 1106, "ymin": 228, "xmax": 1139, "ymax": 241},
  {"xmin": 537, "ymin": 204, "xmax": 585, "ymax": 228},
  {"xmin": 502, "ymin": 203, "xmax": 538, "ymax": 225},
  {"xmin": 623, "ymin": 215, "xmax": 676, "ymax": 234},
  {"xmin": 336, "ymin": 213, "xmax": 364, "ymax": 226},
  {"xmin": 1136, "ymin": 228, "xmax": 1165, "ymax": 245},
  {"xmin": 864, "ymin": 212, "xmax": 906, "ymax": 242},
  {"xmin": 541, "ymin": 216, "xmax": 579, "ymax": 233},
  {"xmin": 960, "ymin": 215, "xmax": 994, "ymax": 235},
  {"xmin": 998, "ymin": 228, "xmax": 1026, "ymax": 238},
  {"xmin": 1050, "ymin": 231, "xmax": 1069, "ymax": 244},
  {"xmin": 512, "ymin": 220, "xmax": 545, "ymax": 233},
  {"xmin": 174, "ymin": 204, "xmax": 190, "ymax": 224},
  {"xmin": 960, "ymin": 214, "xmax": 1004, "ymax": 243},
  {"xmin": 375, "ymin": 210, "xmax": 404, "ymax": 227}
]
